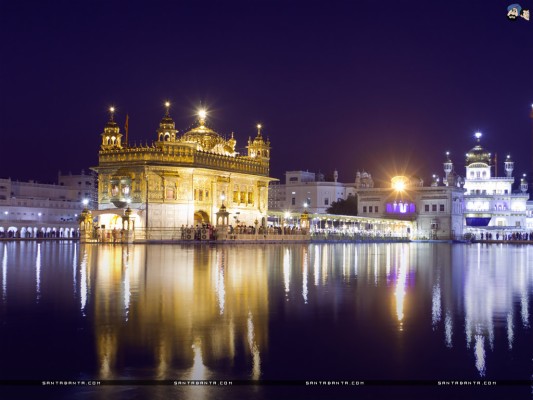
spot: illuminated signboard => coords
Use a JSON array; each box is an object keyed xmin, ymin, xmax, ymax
[{"xmin": 386, "ymin": 202, "xmax": 416, "ymax": 214}]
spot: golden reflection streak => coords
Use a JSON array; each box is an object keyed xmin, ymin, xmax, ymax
[{"xmin": 247, "ymin": 312, "xmax": 261, "ymax": 380}]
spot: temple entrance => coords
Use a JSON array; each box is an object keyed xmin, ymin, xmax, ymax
[{"xmin": 194, "ymin": 210, "xmax": 210, "ymax": 225}]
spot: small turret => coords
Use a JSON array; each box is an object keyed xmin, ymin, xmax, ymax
[
  {"xmin": 333, "ymin": 169, "xmax": 338, "ymax": 183},
  {"xmin": 156, "ymin": 101, "xmax": 178, "ymax": 142},
  {"xmin": 521, "ymin": 174, "xmax": 528, "ymax": 193},
  {"xmin": 443, "ymin": 151, "xmax": 453, "ymax": 186},
  {"xmin": 247, "ymin": 124, "xmax": 270, "ymax": 164},
  {"xmin": 100, "ymin": 107, "xmax": 123, "ymax": 150},
  {"xmin": 504, "ymin": 154, "xmax": 514, "ymax": 177}
]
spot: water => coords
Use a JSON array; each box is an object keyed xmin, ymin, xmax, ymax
[{"xmin": 1, "ymin": 242, "xmax": 532, "ymax": 399}]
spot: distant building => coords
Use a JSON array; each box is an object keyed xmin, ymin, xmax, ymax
[
  {"xmin": 454, "ymin": 133, "xmax": 529, "ymax": 234},
  {"xmin": 92, "ymin": 106, "xmax": 275, "ymax": 231},
  {"xmin": 0, "ymin": 171, "xmax": 95, "ymax": 238},
  {"xmin": 356, "ymin": 175, "xmax": 464, "ymax": 240},
  {"xmin": 268, "ymin": 169, "xmax": 373, "ymax": 214}
]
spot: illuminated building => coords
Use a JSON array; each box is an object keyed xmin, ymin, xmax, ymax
[
  {"xmin": 356, "ymin": 175, "xmax": 464, "ymax": 240},
  {"xmin": 268, "ymin": 170, "xmax": 373, "ymax": 214},
  {"xmin": 456, "ymin": 132, "xmax": 529, "ymax": 233},
  {"xmin": 0, "ymin": 171, "xmax": 95, "ymax": 238},
  {"xmin": 92, "ymin": 105, "xmax": 276, "ymax": 231}
]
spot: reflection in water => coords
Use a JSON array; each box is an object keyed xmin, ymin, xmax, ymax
[
  {"xmin": 1, "ymin": 242, "xmax": 533, "ymax": 388},
  {"xmin": 2, "ymin": 244, "xmax": 7, "ymax": 301},
  {"xmin": 394, "ymin": 245, "xmax": 408, "ymax": 328},
  {"xmin": 35, "ymin": 243, "xmax": 41, "ymax": 302},
  {"xmin": 302, "ymin": 247, "xmax": 308, "ymax": 304},
  {"xmin": 80, "ymin": 249, "xmax": 88, "ymax": 315}
]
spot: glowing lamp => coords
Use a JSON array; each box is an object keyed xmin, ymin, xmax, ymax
[
  {"xmin": 474, "ymin": 132, "xmax": 482, "ymax": 139},
  {"xmin": 198, "ymin": 109, "xmax": 207, "ymax": 119},
  {"xmin": 82, "ymin": 199, "xmax": 89, "ymax": 206},
  {"xmin": 393, "ymin": 181, "xmax": 405, "ymax": 191},
  {"xmin": 165, "ymin": 101, "xmax": 170, "ymax": 108}
]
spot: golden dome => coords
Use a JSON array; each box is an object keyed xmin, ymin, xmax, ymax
[{"xmin": 179, "ymin": 122, "xmax": 236, "ymax": 156}]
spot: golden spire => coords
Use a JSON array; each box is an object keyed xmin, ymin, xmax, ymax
[
  {"xmin": 109, "ymin": 106, "xmax": 115, "ymax": 122},
  {"xmin": 164, "ymin": 101, "xmax": 170, "ymax": 117},
  {"xmin": 198, "ymin": 109, "xmax": 207, "ymax": 126},
  {"xmin": 257, "ymin": 123, "xmax": 262, "ymax": 137}
]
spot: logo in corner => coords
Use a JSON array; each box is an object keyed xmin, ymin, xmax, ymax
[{"xmin": 507, "ymin": 4, "xmax": 530, "ymax": 21}]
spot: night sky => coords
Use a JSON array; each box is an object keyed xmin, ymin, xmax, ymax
[{"xmin": 1, "ymin": 0, "xmax": 532, "ymax": 187}]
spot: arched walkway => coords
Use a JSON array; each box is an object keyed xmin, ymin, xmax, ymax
[{"xmin": 194, "ymin": 210, "xmax": 210, "ymax": 225}]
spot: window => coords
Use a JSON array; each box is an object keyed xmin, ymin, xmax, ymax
[
  {"xmin": 289, "ymin": 177, "xmax": 298, "ymax": 182},
  {"xmin": 425, "ymin": 205, "xmax": 429, "ymax": 212},
  {"xmin": 363, "ymin": 206, "xmax": 367, "ymax": 213},
  {"xmin": 439, "ymin": 204, "xmax": 444, "ymax": 212},
  {"xmin": 375, "ymin": 206, "xmax": 379, "ymax": 213},
  {"xmin": 292, "ymin": 197, "xmax": 296, "ymax": 205},
  {"xmin": 432, "ymin": 204, "xmax": 437, "ymax": 212},
  {"xmin": 324, "ymin": 198, "xmax": 329, "ymax": 206},
  {"xmin": 369, "ymin": 206, "xmax": 373, "ymax": 212},
  {"xmin": 476, "ymin": 171, "xmax": 480, "ymax": 178},
  {"xmin": 516, "ymin": 221, "xmax": 521, "ymax": 227}
]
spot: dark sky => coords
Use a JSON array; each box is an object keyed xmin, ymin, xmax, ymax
[{"xmin": 1, "ymin": 0, "xmax": 532, "ymax": 186}]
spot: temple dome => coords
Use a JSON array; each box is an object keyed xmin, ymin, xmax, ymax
[
  {"xmin": 179, "ymin": 123, "xmax": 236, "ymax": 156},
  {"xmin": 465, "ymin": 133, "xmax": 491, "ymax": 166},
  {"xmin": 466, "ymin": 144, "xmax": 491, "ymax": 166}
]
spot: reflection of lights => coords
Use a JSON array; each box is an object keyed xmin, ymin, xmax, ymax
[
  {"xmin": 302, "ymin": 247, "xmax": 308, "ymax": 304},
  {"xmin": 283, "ymin": 248, "xmax": 290, "ymax": 295},
  {"xmin": 123, "ymin": 261, "xmax": 130, "ymax": 321},
  {"xmin": 521, "ymin": 292, "xmax": 530, "ymax": 328},
  {"xmin": 247, "ymin": 312, "xmax": 261, "ymax": 380},
  {"xmin": 72, "ymin": 243, "xmax": 77, "ymax": 295},
  {"xmin": 507, "ymin": 312, "xmax": 514, "ymax": 350},
  {"xmin": 432, "ymin": 283, "xmax": 441, "ymax": 328},
  {"xmin": 190, "ymin": 338, "xmax": 207, "ymax": 380},
  {"xmin": 445, "ymin": 313, "xmax": 453, "ymax": 348},
  {"xmin": 80, "ymin": 250, "xmax": 88, "ymax": 314},
  {"xmin": 394, "ymin": 246, "xmax": 408, "ymax": 326},
  {"xmin": 36, "ymin": 243, "xmax": 41, "ymax": 302},
  {"xmin": 2, "ymin": 244, "xmax": 7, "ymax": 301},
  {"xmin": 314, "ymin": 245, "xmax": 320, "ymax": 286},
  {"xmin": 215, "ymin": 251, "xmax": 225, "ymax": 315},
  {"xmin": 474, "ymin": 334, "xmax": 486, "ymax": 377}
]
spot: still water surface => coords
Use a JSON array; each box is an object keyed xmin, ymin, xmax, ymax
[{"xmin": 1, "ymin": 242, "xmax": 532, "ymax": 399}]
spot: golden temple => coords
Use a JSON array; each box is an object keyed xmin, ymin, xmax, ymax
[{"xmin": 92, "ymin": 104, "xmax": 276, "ymax": 232}]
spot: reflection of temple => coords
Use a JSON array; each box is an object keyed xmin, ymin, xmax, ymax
[
  {"xmin": 82, "ymin": 244, "xmax": 268, "ymax": 379},
  {"xmin": 92, "ymin": 105, "xmax": 276, "ymax": 231},
  {"xmin": 431, "ymin": 245, "xmax": 533, "ymax": 377}
]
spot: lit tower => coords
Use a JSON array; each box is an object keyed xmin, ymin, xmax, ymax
[
  {"xmin": 156, "ymin": 101, "xmax": 178, "ymax": 142},
  {"xmin": 521, "ymin": 174, "xmax": 528, "ymax": 193},
  {"xmin": 100, "ymin": 106, "xmax": 123, "ymax": 150},
  {"xmin": 247, "ymin": 124, "xmax": 271, "ymax": 165},
  {"xmin": 443, "ymin": 151, "xmax": 453, "ymax": 186},
  {"xmin": 504, "ymin": 154, "xmax": 514, "ymax": 178}
]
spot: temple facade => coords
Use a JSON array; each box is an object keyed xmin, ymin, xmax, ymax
[
  {"xmin": 450, "ymin": 132, "xmax": 529, "ymax": 233},
  {"xmin": 92, "ymin": 105, "xmax": 276, "ymax": 233}
]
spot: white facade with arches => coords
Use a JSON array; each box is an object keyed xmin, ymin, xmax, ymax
[{"xmin": 0, "ymin": 171, "xmax": 96, "ymax": 238}]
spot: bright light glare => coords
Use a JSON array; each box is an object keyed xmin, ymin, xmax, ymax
[
  {"xmin": 198, "ymin": 109, "xmax": 207, "ymax": 119},
  {"xmin": 393, "ymin": 181, "xmax": 405, "ymax": 191},
  {"xmin": 82, "ymin": 199, "xmax": 89, "ymax": 206},
  {"xmin": 474, "ymin": 132, "xmax": 482, "ymax": 139}
]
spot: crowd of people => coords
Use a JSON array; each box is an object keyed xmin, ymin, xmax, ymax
[{"xmin": 472, "ymin": 231, "xmax": 533, "ymax": 241}]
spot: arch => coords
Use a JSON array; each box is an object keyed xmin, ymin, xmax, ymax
[{"xmin": 194, "ymin": 210, "xmax": 210, "ymax": 225}]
